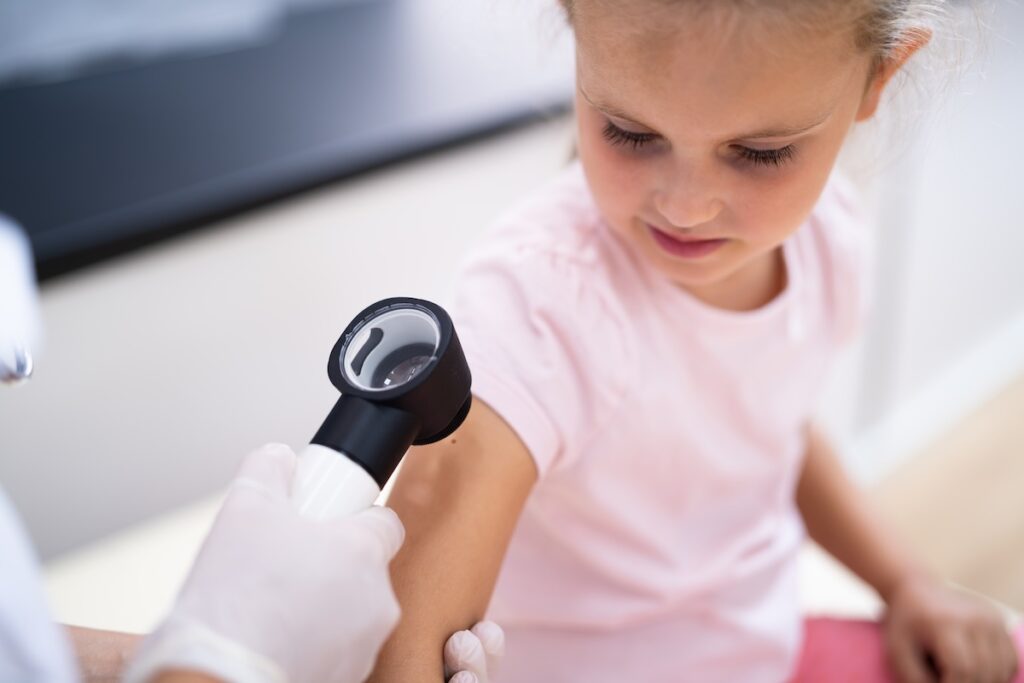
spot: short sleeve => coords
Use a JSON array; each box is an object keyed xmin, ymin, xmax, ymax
[
  {"xmin": 814, "ymin": 172, "xmax": 873, "ymax": 348},
  {"xmin": 451, "ymin": 243, "xmax": 629, "ymax": 477}
]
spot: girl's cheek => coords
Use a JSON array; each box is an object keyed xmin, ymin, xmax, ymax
[
  {"xmin": 735, "ymin": 168, "xmax": 825, "ymax": 247},
  {"xmin": 578, "ymin": 128, "xmax": 630, "ymax": 192},
  {"xmin": 580, "ymin": 127, "xmax": 651, "ymax": 191},
  {"xmin": 582, "ymin": 144, "xmax": 649, "ymax": 224},
  {"xmin": 590, "ymin": 144, "xmax": 643, "ymax": 187}
]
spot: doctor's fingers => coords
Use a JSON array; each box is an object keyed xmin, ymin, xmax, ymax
[
  {"xmin": 445, "ymin": 629, "xmax": 488, "ymax": 682},
  {"xmin": 229, "ymin": 443, "xmax": 297, "ymax": 500},
  {"xmin": 471, "ymin": 620, "xmax": 505, "ymax": 674}
]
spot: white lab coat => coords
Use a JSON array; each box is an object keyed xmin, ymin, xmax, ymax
[
  {"xmin": 1, "ymin": 216, "xmax": 78, "ymax": 680},
  {"xmin": 0, "ymin": 486, "xmax": 79, "ymax": 682}
]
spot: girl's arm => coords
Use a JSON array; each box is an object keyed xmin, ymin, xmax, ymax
[
  {"xmin": 797, "ymin": 426, "xmax": 1020, "ymax": 681},
  {"xmin": 366, "ymin": 397, "xmax": 538, "ymax": 682},
  {"xmin": 795, "ymin": 425, "xmax": 926, "ymax": 601}
]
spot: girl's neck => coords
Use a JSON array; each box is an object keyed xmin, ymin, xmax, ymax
[{"xmin": 681, "ymin": 247, "xmax": 787, "ymax": 312}]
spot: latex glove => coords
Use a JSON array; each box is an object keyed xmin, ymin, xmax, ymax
[
  {"xmin": 0, "ymin": 215, "xmax": 41, "ymax": 384},
  {"xmin": 884, "ymin": 574, "xmax": 1019, "ymax": 683},
  {"xmin": 124, "ymin": 443, "xmax": 404, "ymax": 683},
  {"xmin": 445, "ymin": 621, "xmax": 506, "ymax": 683}
]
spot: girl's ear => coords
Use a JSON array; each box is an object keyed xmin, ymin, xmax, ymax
[{"xmin": 856, "ymin": 28, "xmax": 932, "ymax": 122}]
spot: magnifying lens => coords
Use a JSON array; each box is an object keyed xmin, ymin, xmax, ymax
[{"xmin": 291, "ymin": 297, "xmax": 472, "ymax": 520}]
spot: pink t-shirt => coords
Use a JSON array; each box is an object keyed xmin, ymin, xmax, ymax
[{"xmin": 451, "ymin": 162, "xmax": 866, "ymax": 682}]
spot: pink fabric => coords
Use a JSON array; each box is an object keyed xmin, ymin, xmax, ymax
[
  {"xmin": 792, "ymin": 619, "xmax": 1024, "ymax": 682},
  {"xmin": 451, "ymin": 163, "xmax": 867, "ymax": 682}
]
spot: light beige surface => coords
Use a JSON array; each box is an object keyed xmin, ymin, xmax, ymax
[
  {"xmin": 872, "ymin": 374, "xmax": 1024, "ymax": 613},
  {"xmin": 45, "ymin": 495, "xmax": 221, "ymax": 632}
]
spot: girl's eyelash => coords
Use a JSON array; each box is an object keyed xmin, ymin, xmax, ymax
[
  {"xmin": 602, "ymin": 120, "xmax": 798, "ymax": 169},
  {"xmin": 734, "ymin": 145, "xmax": 797, "ymax": 168},
  {"xmin": 602, "ymin": 121, "xmax": 657, "ymax": 150}
]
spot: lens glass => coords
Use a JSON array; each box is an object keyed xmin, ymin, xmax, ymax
[
  {"xmin": 379, "ymin": 356, "xmax": 431, "ymax": 388},
  {"xmin": 342, "ymin": 306, "xmax": 441, "ymax": 392},
  {"xmin": 370, "ymin": 343, "xmax": 434, "ymax": 389}
]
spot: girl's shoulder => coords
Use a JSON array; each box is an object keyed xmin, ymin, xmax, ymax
[
  {"xmin": 451, "ymin": 163, "xmax": 635, "ymax": 475},
  {"xmin": 455, "ymin": 161, "xmax": 635, "ymax": 327},
  {"xmin": 470, "ymin": 161, "xmax": 614, "ymax": 274},
  {"xmin": 802, "ymin": 170, "xmax": 872, "ymax": 346}
]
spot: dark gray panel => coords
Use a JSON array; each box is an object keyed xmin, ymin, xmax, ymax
[{"xmin": 0, "ymin": 0, "xmax": 573, "ymax": 277}]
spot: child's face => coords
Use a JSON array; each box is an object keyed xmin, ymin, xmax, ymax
[{"xmin": 573, "ymin": 3, "xmax": 878, "ymax": 296}]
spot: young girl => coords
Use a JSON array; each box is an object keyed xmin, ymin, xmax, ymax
[{"xmin": 369, "ymin": 1, "xmax": 1021, "ymax": 681}]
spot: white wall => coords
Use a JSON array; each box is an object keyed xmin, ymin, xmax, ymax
[
  {"xmin": 0, "ymin": 118, "xmax": 576, "ymax": 559},
  {"xmin": 823, "ymin": 1, "xmax": 1024, "ymax": 480},
  {"xmin": 0, "ymin": 0, "xmax": 575, "ymax": 560}
]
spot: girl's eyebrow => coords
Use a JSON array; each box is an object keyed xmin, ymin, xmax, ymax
[
  {"xmin": 579, "ymin": 85, "xmax": 833, "ymax": 141},
  {"xmin": 738, "ymin": 114, "xmax": 833, "ymax": 140},
  {"xmin": 579, "ymin": 86, "xmax": 654, "ymax": 128}
]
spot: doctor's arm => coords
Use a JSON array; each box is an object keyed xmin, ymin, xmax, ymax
[{"xmin": 366, "ymin": 398, "xmax": 538, "ymax": 683}]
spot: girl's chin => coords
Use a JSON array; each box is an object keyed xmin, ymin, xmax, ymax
[{"xmin": 649, "ymin": 248, "xmax": 738, "ymax": 287}]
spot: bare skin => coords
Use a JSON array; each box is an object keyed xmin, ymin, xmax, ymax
[
  {"xmin": 66, "ymin": 625, "xmax": 141, "ymax": 683},
  {"xmin": 66, "ymin": 625, "xmax": 223, "ymax": 683},
  {"xmin": 366, "ymin": 400, "xmax": 536, "ymax": 682},
  {"xmin": 151, "ymin": 673, "xmax": 221, "ymax": 683}
]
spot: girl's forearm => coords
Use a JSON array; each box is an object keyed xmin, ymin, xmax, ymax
[
  {"xmin": 795, "ymin": 426, "xmax": 930, "ymax": 603},
  {"xmin": 366, "ymin": 399, "xmax": 538, "ymax": 682}
]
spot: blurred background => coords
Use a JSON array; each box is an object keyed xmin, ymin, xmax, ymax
[{"xmin": 0, "ymin": 0, "xmax": 1021, "ymax": 632}]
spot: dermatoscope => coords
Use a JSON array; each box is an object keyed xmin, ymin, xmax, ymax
[{"xmin": 290, "ymin": 297, "xmax": 472, "ymax": 520}]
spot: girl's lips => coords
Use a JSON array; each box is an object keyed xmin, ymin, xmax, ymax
[{"xmin": 647, "ymin": 224, "xmax": 728, "ymax": 259}]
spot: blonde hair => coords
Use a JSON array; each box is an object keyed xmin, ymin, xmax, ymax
[{"xmin": 557, "ymin": 0, "xmax": 946, "ymax": 65}]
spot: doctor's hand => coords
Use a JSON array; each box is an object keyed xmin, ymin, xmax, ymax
[
  {"xmin": 445, "ymin": 621, "xmax": 506, "ymax": 683},
  {"xmin": 124, "ymin": 443, "xmax": 404, "ymax": 683}
]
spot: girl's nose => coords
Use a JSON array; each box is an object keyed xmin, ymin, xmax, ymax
[{"xmin": 653, "ymin": 169, "xmax": 725, "ymax": 230}]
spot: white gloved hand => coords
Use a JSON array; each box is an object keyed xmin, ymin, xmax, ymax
[
  {"xmin": 124, "ymin": 443, "xmax": 404, "ymax": 683},
  {"xmin": 444, "ymin": 621, "xmax": 506, "ymax": 683}
]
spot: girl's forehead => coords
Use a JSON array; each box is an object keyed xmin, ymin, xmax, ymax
[
  {"xmin": 574, "ymin": 0, "xmax": 859, "ymax": 66},
  {"xmin": 573, "ymin": 3, "xmax": 867, "ymax": 138}
]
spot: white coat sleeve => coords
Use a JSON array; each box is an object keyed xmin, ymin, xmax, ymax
[{"xmin": 0, "ymin": 487, "xmax": 79, "ymax": 682}]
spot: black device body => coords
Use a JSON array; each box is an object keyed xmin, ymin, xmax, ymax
[{"xmin": 311, "ymin": 297, "xmax": 472, "ymax": 488}]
